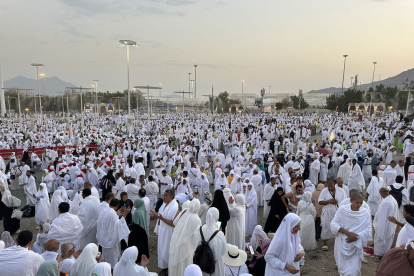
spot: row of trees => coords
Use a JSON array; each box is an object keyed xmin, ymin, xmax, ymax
[
  {"xmin": 325, "ymin": 78, "xmax": 414, "ymax": 112},
  {"xmin": 275, "ymin": 95, "xmax": 309, "ymax": 110}
]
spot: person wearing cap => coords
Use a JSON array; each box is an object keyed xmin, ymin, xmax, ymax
[{"xmin": 224, "ymin": 244, "xmax": 249, "ymax": 276}]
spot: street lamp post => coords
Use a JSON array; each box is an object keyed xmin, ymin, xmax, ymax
[
  {"xmin": 66, "ymin": 87, "xmax": 93, "ymax": 130},
  {"xmin": 134, "ymin": 85, "xmax": 162, "ymax": 133},
  {"xmin": 269, "ymin": 85, "xmax": 271, "ymax": 94},
  {"xmin": 93, "ymin": 80, "xmax": 99, "ymax": 117},
  {"xmin": 174, "ymin": 91, "xmax": 192, "ymax": 123},
  {"xmin": 2, "ymin": 88, "xmax": 33, "ymax": 131},
  {"xmin": 31, "ymin": 63, "xmax": 44, "ymax": 120},
  {"xmin": 371, "ymin": 62, "xmax": 377, "ymax": 91},
  {"xmin": 341, "ymin": 55, "xmax": 348, "ymax": 94},
  {"xmin": 194, "ymin": 65, "xmax": 198, "ymax": 98},
  {"xmin": 119, "ymin": 40, "xmax": 137, "ymax": 136},
  {"xmin": 242, "ymin": 80, "xmax": 244, "ymax": 94},
  {"xmin": 188, "ymin": 73, "xmax": 191, "ymax": 98}
]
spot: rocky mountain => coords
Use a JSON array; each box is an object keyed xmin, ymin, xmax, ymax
[
  {"xmin": 4, "ymin": 75, "xmax": 77, "ymax": 95},
  {"xmin": 308, "ymin": 68, "xmax": 414, "ymax": 94}
]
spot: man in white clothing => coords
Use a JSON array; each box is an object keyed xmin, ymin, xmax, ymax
[
  {"xmin": 48, "ymin": 202, "xmax": 84, "ymax": 251},
  {"xmin": 387, "ymin": 175, "xmax": 409, "ymax": 222},
  {"xmin": 250, "ymin": 169, "xmax": 263, "ymax": 207},
  {"xmin": 337, "ymin": 159, "xmax": 352, "ymax": 186},
  {"xmin": 348, "ymin": 159, "xmax": 365, "ymax": 192},
  {"xmin": 373, "ymin": 187, "xmax": 399, "ymax": 257},
  {"xmin": 0, "ymin": 230, "xmax": 44, "ymax": 276},
  {"xmin": 150, "ymin": 189, "xmax": 180, "ymax": 275},
  {"xmin": 159, "ymin": 170, "xmax": 174, "ymax": 196},
  {"xmin": 309, "ymin": 154, "xmax": 320, "ymax": 186},
  {"xmin": 111, "ymin": 172, "xmax": 125, "ymax": 199},
  {"xmin": 382, "ymin": 160, "xmax": 398, "ymax": 187},
  {"xmin": 330, "ymin": 191, "xmax": 371, "ymax": 276},
  {"xmin": 96, "ymin": 198, "xmax": 131, "ymax": 268},
  {"xmin": 365, "ymin": 169, "xmax": 384, "ymax": 218},
  {"xmin": 145, "ymin": 175, "xmax": 160, "ymax": 210},
  {"xmin": 78, "ymin": 188, "xmax": 100, "ymax": 249},
  {"xmin": 318, "ymin": 179, "xmax": 347, "ymax": 250}
]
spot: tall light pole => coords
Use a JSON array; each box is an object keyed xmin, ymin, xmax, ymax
[
  {"xmin": 67, "ymin": 87, "xmax": 93, "ymax": 130},
  {"xmin": 269, "ymin": 85, "xmax": 271, "ymax": 94},
  {"xmin": 119, "ymin": 40, "xmax": 137, "ymax": 136},
  {"xmin": 341, "ymin": 55, "xmax": 348, "ymax": 94},
  {"xmin": 242, "ymin": 80, "xmax": 244, "ymax": 94},
  {"xmin": 134, "ymin": 85, "xmax": 162, "ymax": 133},
  {"xmin": 31, "ymin": 63, "xmax": 44, "ymax": 120},
  {"xmin": 194, "ymin": 65, "xmax": 198, "ymax": 98},
  {"xmin": 158, "ymin": 83, "xmax": 162, "ymax": 98},
  {"xmin": 188, "ymin": 73, "xmax": 191, "ymax": 98},
  {"xmin": 350, "ymin": 77, "xmax": 354, "ymax": 87},
  {"xmin": 40, "ymin": 73, "xmax": 45, "ymax": 122},
  {"xmin": 93, "ymin": 80, "xmax": 99, "ymax": 116},
  {"xmin": 2, "ymin": 88, "xmax": 33, "ymax": 131},
  {"xmin": 371, "ymin": 62, "xmax": 377, "ymax": 91}
]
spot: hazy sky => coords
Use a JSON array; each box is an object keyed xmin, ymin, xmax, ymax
[{"xmin": 1, "ymin": 0, "xmax": 414, "ymax": 98}]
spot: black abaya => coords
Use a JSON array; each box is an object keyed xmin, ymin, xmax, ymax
[
  {"xmin": 210, "ymin": 190, "xmax": 230, "ymax": 235},
  {"xmin": 128, "ymin": 223, "xmax": 150, "ymax": 264},
  {"xmin": 264, "ymin": 187, "xmax": 288, "ymax": 233},
  {"xmin": 3, "ymin": 206, "xmax": 20, "ymax": 235}
]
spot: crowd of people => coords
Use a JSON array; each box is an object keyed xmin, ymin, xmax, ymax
[{"xmin": 0, "ymin": 110, "xmax": 414, "ymax": 276}]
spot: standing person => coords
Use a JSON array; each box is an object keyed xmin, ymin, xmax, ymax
[
  {"xmin": 318, "ymin": 179, "xmax": 347, "ymax": 251},
  {"xmin": 319, "ymin": 154, "xmax": 329, "ymax": 183},
  {"xmin": 0, "ymin": 230, "xmax": 45, "ymax": 276},
  {"xmin": 145, "ymin": 176, "xmax": 159, "ymax": 211},
  {"xmin": 128, "ymin": 198, "xmax": 149, "ymax": 264},
  {"xmin": 263, "ymin": 177, "xmax": 277, "ymax": 218},
  {"xmin": 70, "ymin": 243, "xmax": 100, "ymax": 276},
  {"xmin": 48, "ymin": 202, "xmax": 83, "ymax": 251},
  {"xmin": 112, "ymin": 173, "xmax": 126, "ymax": 200},
  {"xmin": 78, "ymin": 188, "xmax": 100, "ymax": 249},
  {"xmin": 348, "ymin": 159, "xmax": 365, "ymax": 192},
  {"xmin": 10, "ymin": 165, "xmax": 20, "ymax": 191},
  {"xmin": 366, "ymin": 169, "xmax": 384, "ymax": 218},
  {"xmin": 312, "ymin": 183, "xmax": 325, "ymax": 241},
  {"xmin": 226, "ymin": 194, "xmax": 246, "ymax": 251},
  {"xmin": 96, "ymin": 198, "xmax": 131, "ymax": 268},
  {"xmin": 1, "ymin": 190, "xmax": 21, "ymax": 234},
  {"xmin": 193, "ymin": 207, "xmax": 227, "ymax": 276},
  {"xmin": 23, "ymin": 170, "xmax": 37, "ymax": 217},
  {"xmin": 244, "ymin": 182, "xmax": 258, "ymax": 235},
  {"xmin": 373, "ymin": 187, "xmax": 399, "ymax": 258},
  {"xmin": 309, "ymin": 154, "xmax": 320, "ymax": 186},
  {"xmin": 169, "ymin": 199, "xmax": 201, "ymax": 276},
  {"xmin": 330, "ymin": 191, "xmax": 372, "ymax": 276},
  {"xmin": 35, "ymin": 183, "xmax": 50, "ymax": 227},
  {"xmin": 264, "ymin": 187, "xmax": 288, "ymax": 233},
  {"xmin": 250, "ymin": 169, "xmax": 263, "ymax": 207},
  {"xmin": 150, "ymin": 189, "xmax": 180, "ymax": 275},
  {"xmin": 297, "ymin": 191, "xmax": 317, "ymax": 250},
  {"xmin": 388, "ymin": 175, "xmax": 409, "ymax": 222},
  {"xmin": 210, "ymin": 189, "xmax": 231, "ymax": 235},
  {"xmin": 101, "ymin": 169, "xmax": 116, "ymax": 201},
  {"xmin": 264, "ymin": 213, "xmax": 304, "ymax": 275}
]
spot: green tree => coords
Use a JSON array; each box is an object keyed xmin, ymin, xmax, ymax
[
  {"xmin": 214, "ymin": 91, "xmax": 241, "ymax": 113},
  {"xmin": 325, "ymin": 89, "xmax": 364, "ymax": 112},
  {"xmin": 290, "ymin": 95, "xmax": 309, "ymax": 109},
  {"xmin": 275, "ymin": 102, "xmax": 283, "ymax": 110}
]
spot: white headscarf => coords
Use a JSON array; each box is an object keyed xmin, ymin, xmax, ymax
[
  {"xmin": 266, "ymin": 213, "xmax": 301, "ymax": 266},
  {"xmin": 70, "ymin": 243, "xmax": 98, "ymax": 276},
  {"xmin": 249, "ymin": 225, "xmax": 268, "ymax": 250},
  {"xmin": 36, "ymin": 183, "xmax": 49, "ymax": 200},
  {"xmin": 169, "ymin": 199, "xmax": 201, "ymax": 267},
  {"xmin": 58, "ymin": 186, "xmax": 69, "ymax": 202},
  {"xmin": 184, "ymin": 264, "xmax": 203, "ymax": 276},
  {"xmin": 89, "ymin": 262, "xmax": 112, "ymax": 276},
  {"xmin": 0, "ymin": 241, "xmax": 4, "ymax": 250},
  {"xmin": 297, "ymin": 191, "xmax": 312, "ymax": 214},
  {"xmin": 50, "ymin": 190, "xmax": 63, "ymax": 222},
  {"xmin": 113, "ymin": 246, "xmax": 147, "ymax": 276},
  {"xmin": 244, "ymin": 182, "xmax": 257, "ymax": 205}
]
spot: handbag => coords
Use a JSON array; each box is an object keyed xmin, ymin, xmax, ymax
[
  {"xmin": 11, "ymin": 208, "xmax": 23, "ymax": 220},
  {"xmin": 10, "ymin": 174, "xmax": 15, "ymax": 180}
]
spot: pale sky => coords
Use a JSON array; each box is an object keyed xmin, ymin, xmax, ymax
[{"xmin": 1, "ymin": 0, "xmax": 414, "ymax": 98}]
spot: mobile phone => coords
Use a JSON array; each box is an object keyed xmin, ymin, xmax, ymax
[
  {"xmin": 249, "ymin": 245, "xmax": 254, "ymax": 255},
  {"xmin": 216, "ymin": 221, "xmax": 221, "ymax": 229}
]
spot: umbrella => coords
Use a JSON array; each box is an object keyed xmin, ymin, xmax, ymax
[{"xmin": 315, "ymin": 148, "xmax": 332, "ymax": 155}]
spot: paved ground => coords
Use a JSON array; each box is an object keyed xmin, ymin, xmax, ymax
[{"xmin": 1, "ymin": 130, "xmax": 403, "ymax": 275}]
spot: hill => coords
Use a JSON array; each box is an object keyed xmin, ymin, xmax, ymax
[
  {"xmin": 4, "ymin": 75, "xmax": 77, "ymax": 95},
  {"xmin": 308, "ymin": 68, "xmax": 414, "ymax": 94}
]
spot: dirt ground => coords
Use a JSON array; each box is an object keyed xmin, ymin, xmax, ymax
[{"xmin": 1, "ymin": 131, "xmax": 400, "ymax": 276}]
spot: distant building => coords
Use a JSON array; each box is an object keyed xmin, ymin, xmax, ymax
[{"xmin": 348, "ymin": 102, "xmax": 385, "ymax": 116}]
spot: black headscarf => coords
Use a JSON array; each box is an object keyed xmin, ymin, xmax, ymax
[
  {"xmin": 210, "ymin": 189, "xmax": 230, "ymax": 234},
  {"xmin": 103, "ymin": 169, "xmax": 116, "ymax": 184},
  {"xmin": 264, "ymin": 187, "xmax": 288, "ymax": 233}
]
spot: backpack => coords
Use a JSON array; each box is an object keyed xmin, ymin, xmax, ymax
[
  {"xmin": 193, "ymin": 225, "xmax": 219, "ymax": 275},
  {"xmin": 410, "ymin": 186, "xmax": 414, "ymax": 203},
  {"xmin": 390, "ymin": 185, "xmax": 404, "ymax": 208}
]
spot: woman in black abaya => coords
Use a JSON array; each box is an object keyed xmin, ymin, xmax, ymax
[
  {"xmin": 210, "ymin": 189, "xmax": 230, "ymax": 235},
  {"xmin": 128, "ymin": 198, "xmax": 149, "ymax": 264},
  {"xmin": 2, "ymin": 189, "xmax": 21, "ymax": 235},
  {"xmin": 264, "ymin": 187, "xmax": 288, "ymax": 233},
  {"xmin": 101, "ymin": 169, "xmax": 116, "ymax": 201}
]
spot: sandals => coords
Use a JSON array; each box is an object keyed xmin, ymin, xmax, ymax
[{"xmin": 322, "ymin": 246, "xmax": 328, "ymax": 251}]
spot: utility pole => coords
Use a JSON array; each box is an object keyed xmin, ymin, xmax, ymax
[
  {"xmin": 66, "ymin": 86, "xmax": 93, "ymax": 130},
  {"xmin": 134, "ymin": 85, "xmax": 162, "ymax": 133},
  {"xmin": 401, "ymin": 89, "xmax": 414, "ymax": 116},
  {"xmin": 341, "ymin": 55, "xmax": 348, "ymax": 94},
  {"xmin": 174, "ymin": 91, "xmax": 192, "ymax": 124},
  {"xmin": 2, "ymin": 87, "xmax": 33, "ymax": 131}
]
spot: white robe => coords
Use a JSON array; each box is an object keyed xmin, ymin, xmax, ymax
[
  {"xmin": 263, "ymin": 184, "xmax": 276, "ymax": 218},
  {"xmin": 0, "ymin": 246, "xmax": 45, "ymax": 276},
  {"xmin": 337, "ymin": 162, "xmax": 352, "ymax": 185},
  {"xmin": 395, "ymin": 222, "xmax": 414, "ymax": 248},
  {"xmin": 48, "ymin": 212, "xmax": 84, "ymax": 251},
  {"xmin": 78, "ymin": 195, "xmax": 100, "ymax": 249},
  {"xmin": 318, "ymin": 187, "xmax": 347, "ymax": 240},
  {"xmin": 250, "ymin": 174, "xmax": 263, "ymax": 207},
  {"xmin": 348, "ymin": 165, "xmax": 365, "ymax": 192},
  {"xmin": 154, "ymin": 200, "xmax": 179, "ymax": 269},
  {"xmin": 373, "ymin": 195, "xmax": 399, "ymax": 256},
  {"xmin": 226, "ymin": 201, "xmax": 246, "ymax": 251},
  {"xmin": 309, "ymin": 159, "xmax": 320, "ymax": 185},
  {"xmin": 366, "ymin": 176, "xmax": 384, "ymax": 216},
  {"xmin": 96, "ymin": 208, "xmax": 130, "ymax": 268},
  {"xmin": 330, "ymin": 204, "xmax": 372, "ymax": 276}
]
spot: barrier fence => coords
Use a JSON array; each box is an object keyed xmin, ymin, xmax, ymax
[{"xmin": 0, "ymin": 145, "xmax": 101, "ymax": 161}]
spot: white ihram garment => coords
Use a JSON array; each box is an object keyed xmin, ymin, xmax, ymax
[
  {"xmin": 366, "ymin": 176, "xmax": 384, "ymax": 216},
  {"xmin": 330, "ymin": 204, "xmax": 371, "ymax": 276},
  {"xmin": 373, "ymin": 195, "xmax": 398, "ymax": 256},
  {"xmin": 78, "ymin": 195, "xmax": 100, "ymax": 249},
  {"xmin": 297, "ymin": 192, "xmax": 317, "ymax": 251},
  {"xmin": 48, "ymin": 212, "xmax": 83, "ymax": 251},
  {"xmin": 318, "ymin": 187, "xmax": 347, "ymax": 240},
  {"xmin": 226, "ymin": 194, "xmax": 246, "ymax": 251}
]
